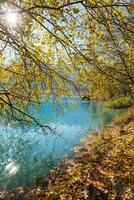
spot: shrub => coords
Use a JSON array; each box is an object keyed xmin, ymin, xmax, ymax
[{"xmin": 105, "ymin": 96, "xmax": 134, "ymax": 109}]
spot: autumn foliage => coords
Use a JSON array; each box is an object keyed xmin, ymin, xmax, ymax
[{"xmin": 44, "ymin": 109, "xmax": 134, "ymax": 199}]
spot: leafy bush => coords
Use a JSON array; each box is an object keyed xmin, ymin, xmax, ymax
[
  {"xmin": 114, "ymin": 107, "xmax": 134, "ymax": 126},
  {"xmin": 105, "ymin": 96, "xmax": 134, "ymax": 109}
]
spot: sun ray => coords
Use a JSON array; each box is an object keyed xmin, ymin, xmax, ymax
[{"xmin": 5, "ymin": 10, "xmax": 18, "ymax": 27}]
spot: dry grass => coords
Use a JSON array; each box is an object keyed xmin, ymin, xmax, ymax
[{"xmin": 44, "ymin": 118, "xmax": 134, "ymax": 199}]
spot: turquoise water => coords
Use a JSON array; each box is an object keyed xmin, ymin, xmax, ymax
[{"xmin": 0, "ymin": 98, "xmax": 121, "ymax": 189}]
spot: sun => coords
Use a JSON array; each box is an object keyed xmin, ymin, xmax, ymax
[{"xmin": 5, "ymin": 10, "xmax": 18, "ymax": 27}]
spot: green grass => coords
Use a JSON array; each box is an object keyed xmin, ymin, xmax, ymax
[{"xmin": 105, "ymin": 96, "xmax": 134, "ymax": 109}]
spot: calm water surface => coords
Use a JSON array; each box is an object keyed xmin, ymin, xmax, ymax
[{"xmin": 0, "ymin": 98, "xmax": 121, "ymax": 189}]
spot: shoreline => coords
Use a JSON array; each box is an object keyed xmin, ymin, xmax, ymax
[{"xmin": 0, "ymin": 107, "xmax": 134, "ymax": 199}]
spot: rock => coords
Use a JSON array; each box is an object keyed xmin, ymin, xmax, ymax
[
  {"xmin": 81, "ymin": 96, "xmax": 90, "ymax": 101},
  {"xmin": 35, "ymin": 176, "xmax": 49, "ymax": 188},
  {"xmin": 84, "ymin": 185, "xmax": 108, "ymax": 200},
  {"xmin": 10, "ymin": 187, "xmax": 29, "ymax": 200},
  {"xmin": 119, "ymin": 125, "xmax": 126, "ymax": 135},
  {"xmin": 12, "ymin": 186, "xmax": 29, "ymax": 194},
  {"xmin": 0, "ymin": 189, "xmax": 9, "ymax": 200}
]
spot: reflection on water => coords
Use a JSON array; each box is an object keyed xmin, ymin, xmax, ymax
[
  {"xmin": 5, "ymin": 161, "xmax": 19, "ymax": 176},
  {"xmin": 0, "ymin": 98, "xmax": 121, "ymax": 189}
]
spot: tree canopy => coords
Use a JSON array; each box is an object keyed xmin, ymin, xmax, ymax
[{"xmin": 0, "ymin": 0, "xmax": 133, "ymax": 128}]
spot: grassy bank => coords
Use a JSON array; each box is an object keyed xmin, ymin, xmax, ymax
[
  {"xmin": 1, "ymin": 108, "xmax": 134, "ymax": 200},
  {"xmin": 105, "ymin": 96, "xmax": 134, "ymax": 109}
]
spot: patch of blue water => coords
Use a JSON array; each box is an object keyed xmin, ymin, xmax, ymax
[{"xmin": 0, "ymin": 98, "xmax": 121, "ymax": 189}]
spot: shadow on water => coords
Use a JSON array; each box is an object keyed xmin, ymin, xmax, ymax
[{"xmin": 0, "ymin": 97, "xmax": 122, "ymax": 190}]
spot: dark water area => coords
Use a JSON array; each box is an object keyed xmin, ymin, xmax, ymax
[{"xmin": 0, "ymin": 97, "xmax": 122, "ymax": 190}]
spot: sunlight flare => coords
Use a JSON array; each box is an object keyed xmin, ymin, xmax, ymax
[
  {"xmin": 5, "ymin": 161, "xmax": 19, "ymax": 176},
  {"xmin": 5, "ymin": 10, "xmax": 18, "ymax": 27}
]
